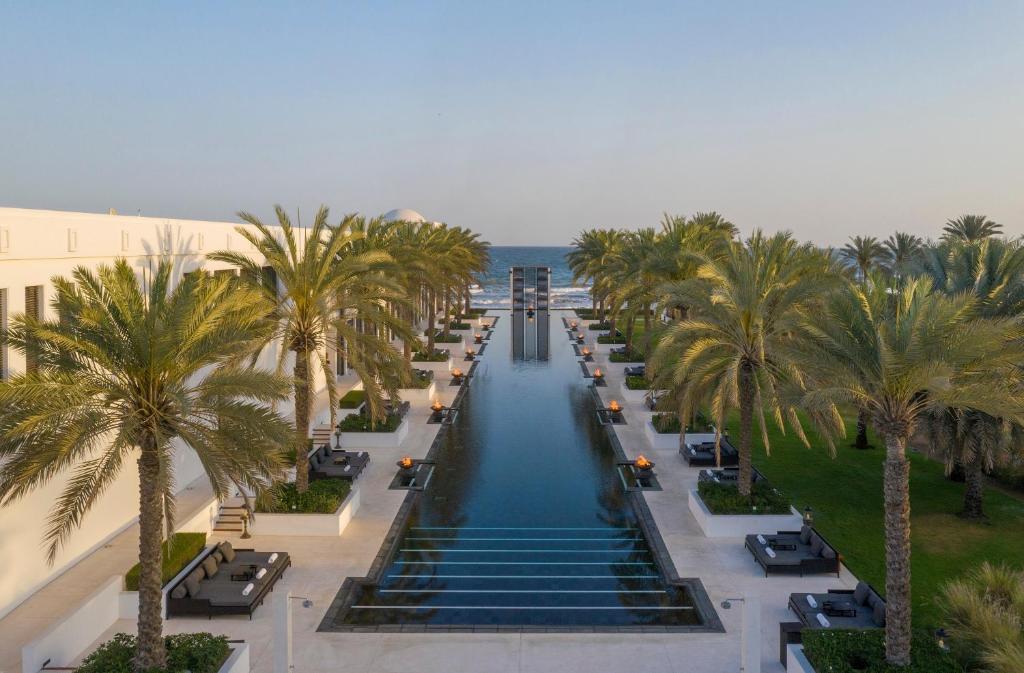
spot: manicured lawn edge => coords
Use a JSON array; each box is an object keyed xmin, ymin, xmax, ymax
[{"xmin": 124, "ymin": 532, "xmax": 207, "ymax": 591}]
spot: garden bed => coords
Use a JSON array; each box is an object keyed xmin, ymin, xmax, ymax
[
  {"xmin": 427, "ymin": 331, "xmax": 464, "ymax": 344},
  {"xmin": 597, "ymin": 334, "xmax": 627, "ymax": 344},
  {"xmin": 76, "ymin": 633, "xmax": 240, "ymax": 673},
  {"xmin": 697, "ymin": 479, "xmax": 791, "ymax": 515},
  {"xmin": 609, "ymin": 348, "xmax": 645, "ymax": 363},
  {"xmin": 793, "ymin": 629, "xmax": 960, "ymax": 672},
  {"xmin": 337, "ymin": 413, "xmax": 409, "ymax": 448},
  {"xmin": 124, "ymin": 532, "xmax": 207, "ymax": 591},
  {"xmin": 587, "ymin": 321, "xmax": 613, "ymax": 331},
  {"xmin": 688, "ymin": 488, "xmax": 801, "ymax": 538},
  {"xmin": 448, "ymin": 321, "xmax": 471, "ymax": 330},
  {"xmin": 252, "ymin": 480, "xmax": 360, "ymax": 536},
  {"xmin": 619, "ymin": 379, "xmax": 649, "ymax": 403}
]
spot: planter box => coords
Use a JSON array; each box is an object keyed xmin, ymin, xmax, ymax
[
  {"xmin": 118, "ymin": 544, "xmax": 217, "ymax": 620},
  {"xmin": 644, "ymin": 420, "xmax": 680, "ymax": 450},
  {"xmin": 251, "ymin": 485, "xmax": 360, "ymax": 537},
  {"xmin": 688, "ymin": 489, "xmax": 802, "ymax": 538},
  {"xmin": 338, "ymin": 418, "xmax": 409, "ymax": 448},
  {"xmin": 411, "ymin": 358, "xmax": 453, "ymax": 374},
  {"xmin": 339, "ymin": 401, "xmax": 366, "ymax": 420},
  {"xmin": 786, "ymin": 644, "xmax": 816, "ymax": 673},
  {"xmin": 399, "ymin": 381, "xmax": 437, "ymax": 405},
  {"xmin": 619, "ymin": 380, "xmax": 649, "ymax": 404}
]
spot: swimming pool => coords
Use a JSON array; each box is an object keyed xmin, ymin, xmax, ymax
[{"xmin": 320, "ymin": 310, "xmax": 718, "ymax": 630}]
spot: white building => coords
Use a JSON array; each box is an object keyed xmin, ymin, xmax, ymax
[{"xmin": 0, "ymin": 206, "xmax": 348, "ymax": 620}]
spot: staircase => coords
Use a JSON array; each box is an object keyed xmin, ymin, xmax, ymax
[
  {"xmin": 312, "ymin": 424, "xmax": 333, "ymax": 449},
  {"xmin": 212, "ymin": 497, "xmax": 247, "ymax": 535}
]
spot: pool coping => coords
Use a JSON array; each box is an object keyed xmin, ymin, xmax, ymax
[{"xmin": 317, "ymin": 310, "xmax": 724, "ymax": 634}]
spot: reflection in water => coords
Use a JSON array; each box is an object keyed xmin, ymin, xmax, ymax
[{"xmin": 333, "ymin": 309, "xmax": 701, "ymax": 627}]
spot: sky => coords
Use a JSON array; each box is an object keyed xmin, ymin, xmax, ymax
[{"xmin": 0, "ymin": 2, "xmax": 1022, "ymax": 246}]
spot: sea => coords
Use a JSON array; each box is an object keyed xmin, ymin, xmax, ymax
[{"xmin": 472, "ymin": 246, "xmax": 590, "ymax": 309}]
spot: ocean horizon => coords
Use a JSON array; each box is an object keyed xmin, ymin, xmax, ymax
[{"xmin": 472, "ymin": 245, "xmax": 591, "ymax": 308}]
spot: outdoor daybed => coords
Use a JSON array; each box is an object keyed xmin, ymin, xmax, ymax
[
  {"xmin": 682, "ymin": 438, "xmax": 739, "ymax": 467},
  {"xmin": 696, "ymin": 466, "xmax": 766, "ymax": 485},
  {"xmin": 309, "ymin": 444, "xmax": 369, "ymax": 480},
  {"xmin": 623, "ymin": 364, "xmax": 646, "ymax": 377},
  {"xmin": 787, "ymin": 581, "xmax": 886, "ymax": 630},
  {"xmin": 744, "ymin": 526, "xmax": 841, "ymax": 577},
  {"xmin": 166, "ymin": 541, "xmax": 291, "ymax": 619}
]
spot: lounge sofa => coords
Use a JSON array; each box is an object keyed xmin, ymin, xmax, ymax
[
  {"xmin": 623, "ymin": 365, "xmax": 646, "ymax": 377},
  {"xmin": 697, "ymin": 466, "xmax": 766, "ymax": 485},
  {"xmin": 682, "ymin": 438, "xmax": 739, "ymax": 467},
  {"xmin": 788, "ymin": 581, "xmax": 886, "ymax": 630},
  {"xmin": 744, "ymin": 526, "xmax": 841, "ymax": 577},
  {"xmin": 166, "ymin": 541, "xmax": 291, "ymax": 619},
  {"xmin": 309, "ymin": 444, "xmax": 369, "ymax": 480}
]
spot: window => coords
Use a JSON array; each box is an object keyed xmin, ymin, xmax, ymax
[
  {"xmin": 24, "ymin": 285, "xmax": 43, "ymax": 373},
  {"xmin": 0, "ymin": 289, "xmax": 7, "ymax": 380}
]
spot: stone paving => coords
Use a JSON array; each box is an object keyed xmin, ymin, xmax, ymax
[{"xmin": 3, "ymin": 312, "xmax": 861, "ymax": 673}]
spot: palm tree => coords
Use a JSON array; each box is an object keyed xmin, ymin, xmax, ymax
[
  {"xmin": 942, "ymin": 214, "xmax": 1003, "ymax": 243},
  {"xmin": 567, "ymin": 229, "xmax": 622, "ymax": 320},
  {"xmin": 884, "ymin": 231, "xmax": 924, "ymax": 281},
  {"xmin": 839, "ymin": 235, "xmax": 890, "ymax": 281},
  {"xmin": 916, "ymin": 238, "xmax": 1024, "ymax": 518},
  {"xmin": 798, "ymin": 278, "xmax": 1024, "ymax": 666},
  {"xmin": 649, "ymin": 231, "xmax": 837, "ymax": 496},
  {"xmin": 210, "ymin": 205, "xmax": 410, "ymax": 493},
  {"xmin": 0, "ymin": 260, "xmax": 292, "ymax": 671}
]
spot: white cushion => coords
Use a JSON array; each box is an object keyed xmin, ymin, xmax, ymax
[
  {"xmin": 765, "ymin": 547, "xmax": 776, "ymax": 558},
  {"xmin": 242, "ymin": 582, "xmax": 255, "ymax": 596},
  {"xmin": 806, "ymin": 594, "xmax": 817, "ymax": 608},
  {"xmin": 816, "ymin": 613, "xmax": 831, "ymax": 627}
]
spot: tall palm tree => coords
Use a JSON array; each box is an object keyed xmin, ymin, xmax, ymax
[
  {"xmin": 839, "ymin": 235, "xmax": 890, "ymax": 281},
  {"xmin": 650, "ymin": 231, "xmax": 837, "ymax": 496},
  {"xmin": 0, "ymin": 260, "xmax": 292, "ymax": 671},
  {"xmin": 916, "ymin": 238, "xmax": 1024, "ymax": 518},
  {"xmin": 884, "ymin": 231, "xmax": 924, "ymax": 281},
  {"xmin": 942, "ymin": 214, "xmax": 1003, "ymax": 243},
  {"xmin": 567, "ymin": 229, "xmax": 622, "ymax": 320},
  {"xmin": 210, "ymin": 205, "xmax": 410, "ymax": 492},
  {"xmin": 798, "ymin": 278, "xmax": 1024, "ymax": 666}
]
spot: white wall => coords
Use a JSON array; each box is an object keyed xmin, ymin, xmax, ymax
[{"xmin": 0, "ymin": 207, "xmax": 333, "ymax": 619}]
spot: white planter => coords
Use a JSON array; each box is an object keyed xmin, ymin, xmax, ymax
[
  {"xmin": 399, "ymin": 381, "xmax": 438, "ymax": 405},
  {"xmin": 619, "ymin": 380, "xmax": 649, "ymax": 404},
  {"xmin": 644, "ymin": 420, "xmax": 681, "ymax": 450},
  {"xmin": 412, "ymin": 357, "xmax": 453, "ymax": 374},
  {"xmin": 787, "ymin": 644, "xmax": 816, "ymax": 673},
  {"xmin": 339, "ymin": 401, "xmax": 365, "ymax": 420},
  {"xmin": 688, "ymin": 489, "xmax": 802, "ymax": 538},
  {"xmin": 222, "ymin": 643, "xmax": 250, "ymax": 673},
  {"xmin": 339, "ymin": 418, "xmax": 409, "ymax": 448},
  {"xmin": 118, "ymin": 544, "xmax": 216, "ymax": 620},
  {"xmin": 251, "ymin": 485, "xmax": 360, "ymax": 536}
]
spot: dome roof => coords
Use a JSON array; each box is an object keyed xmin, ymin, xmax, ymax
[{"xmin": 382, "ymin": 208, "xmax": 426, "ymax": 223}]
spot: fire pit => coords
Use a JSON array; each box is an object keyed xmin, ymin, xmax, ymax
[
  {"xmin": 570, "ymin": 320, "xmax": 578, "ymax": 331},
  {"xmin": 430, "ymin": 399, "xmax": 446, "ymax": 422},
  {"xmin": 580, "ymin": 346, "xmax": 593, "ymax": 361},
  {"xmin": 464, "ymin": 347, "xmax": 476, "ymax": 361},
  {"xmin": 451, "ymin": 368, "xmax": 465, "ymax": 385},
  {"xmin": 608, "ymin": 399, "xmax": 622, "ymax": 413},
  {"xmin": 634, "ymin": 454, "xmax": 656, "ymax": 480},
  {"xmin": 474, "ymin": 333, "xmax": 484, "ymax": 344},
  {"xmin": 576, "ymin": 333, "xmax": 586, "ymax": 344},
  {"xmin": 592, "ymin": 367, "xmax": 606, "ymax": 386},
  {"xmin": 397, "ymin": 455, "xmax": 416, "ymax": 478}
]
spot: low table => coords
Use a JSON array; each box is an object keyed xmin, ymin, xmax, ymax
[
  {"xmin": 230, "ymin": 565, "xmax": 258, "ymax": 582},
  {"xmin": 823, "ymin": 601, "xmax": 857, "ymax": 618}
]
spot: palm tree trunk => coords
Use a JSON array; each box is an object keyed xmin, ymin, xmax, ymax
[
  {"xmin": 624, "ymin": 317, "xmax": 635, "ymax": 353},
  {"xmin": 442, "ymin": 288, "xmax": 452, "ymax": 339},
  {"xmin": 855, "ymin": 408, "xmax": 870, "ymax": 449},
  {"xmin": 293, "ymin": 349, "xmax": 311, "ymax": 493},
  {"xmin": 737, "ymin": 364, "xmax": 755, "ymax": 497},
  {"xmin": 464, "ymin": 286, "xmax": 472, "ymax": 315},
  {"xmin": 882, "ymin": 432, "xmax": 913, "ymax": 666},
  {"xmin": 591, "ymin": 294, "xmax": 597, "ymax": 316},
  {"xmin": 134, "ymin": 439, "xmax": 167, "ymax": 672},
  {"xmin": 426, "ymin": 289, "xmax": 436, "ymax": 352},
  {"xmin": 961, "ymin": 458, "xmax": 986, "ymax": 519}
]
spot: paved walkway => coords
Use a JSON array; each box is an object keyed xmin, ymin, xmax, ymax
[{"xmin": 5, "ymin": 313, "xmax": 859, "ymax": 673}]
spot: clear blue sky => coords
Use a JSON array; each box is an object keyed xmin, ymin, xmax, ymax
[{"xmin": 1, "ymin": 1, "xmax": 1021, "ymax": 245}]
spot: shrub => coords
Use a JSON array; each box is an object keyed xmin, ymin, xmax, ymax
[
  {"xmin": 624, "ymin": 375, "xmax": 650, "ymax": 390},
  {"xmin": 426, "ymin": 331, "xmax": 462, "ymax": 343},
  {"xmin": 801, "ymin": 628, "xmax": 961, "ymax": 672},
  {"xmin": 412, "ymin": 349, "xmax": 449, "ymax": 362},
  {"xmin": 405, "ymin": 369, "xmax": 434, "ymax": 389},
  {"xmin": 124, "ymin": 532, "xmax": 207, "ymax": 591},
  {"xmin": 337, "ymin": 412, "xmax": 402, "ymax": 432},
  {"xmin": 588, "ymin": 321, "xmax": 613, "ymax": 330},
  {"xmin": 448, "ymin": 321, "xmax": 471, "ymax": 330},
  {"xmin": 651, "ymin": 413, "xmax": 682, "ymax": 434},
  {"xmin": 609, "ymin": 349, "xmax": 645, "ymax": 363},
  {"xmin": 76, "ymin": 632, "xmax": 230, "ymax": 673},
  {"xmin": 938, "ymin": 562, "xmax": 1024, "ymax": 672},
  {"xmin": 697, "ymin": 480, "xmax": 791, "ymax": 515},
  {"xmin": 339, "ymin": 389, "xmax": 366, "ymax": 408},
  {"xmin": 597, "ymin": 334, "xmax": 627, "ymax": 344},
  {"xmin": 460, "ymin": 308, "xmax": 487, "ymax": 318},
  {"xmin": 256, "ymin": 478, "xmax": 351, "ymax": 514},
  {"xmin": 574, "ymin": 307, "xmax": 598, "ymax": 319}
]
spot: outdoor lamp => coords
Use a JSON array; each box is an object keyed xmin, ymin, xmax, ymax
[{"xmin": 803, "ymin": 506, "xmax": 814, "ymax": 527}]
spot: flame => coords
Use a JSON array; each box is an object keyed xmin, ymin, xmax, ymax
[
  {"xmin": 452, "ymin": 368, "xmax": 463, "ymax": 377},
  {"xmin": 635, "ymin": 455, "xmax": 652, "ymax": 469},
  {"xmin": 431, "ymin": 399, "xmax": 443, "ymax": 412},
  {"xmin": 593, "ymin": 368, "xmax": 603, "ymax": 378},
  {"xmin": 398, "ymin": 456, "xmax": 414, "ymax": 469},
  {"xmin": 581, "ymin": 347, "xmax": 591, "ymax": 356},
  {"xmin": 465, "ymin": 347, "xmax": 475, "ymax": 355},
  {"xmin": 608, "ymin": 400, "xmax": 621, "ymax": 412}
]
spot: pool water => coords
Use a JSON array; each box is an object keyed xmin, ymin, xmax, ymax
[{"xmin": 325, "ymin": 310, "xmax": 709, "ymax": 628}]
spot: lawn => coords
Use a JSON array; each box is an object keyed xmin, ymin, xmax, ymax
[
  {"xmin": 124, "ymin": 532, "xmax": 207, "ymax": 590},
  {"xmin": 731, "ymin": 413, "xmax": 1024, "ymax": 626}
]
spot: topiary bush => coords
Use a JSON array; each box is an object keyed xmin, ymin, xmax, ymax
[
  {"xmin": 801, "ymin": 628, "xmax": 961, "ymax": 672},
  {"xmin": 76, "ymin": 632, "xmax": 230, "ymax": 673},
  {"xmin": 625, "ymin": 375, "xmax": 650, "ymax": 390},
  {"xmin": 256, "ymin": 478, "xmax": 351, "ymax": 514},
  {"xmin": 697, "ymin": 479, "xmax": 791, "ymax": 515}
]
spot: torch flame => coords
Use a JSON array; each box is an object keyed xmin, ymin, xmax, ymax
[
  {"xmin": 608, "ymin": 400, "xmax": 621, "ymax": 412},
  {"xmin": 398, "ymin": 456, "xmax": 414, "ymax": 469},
  {"xmin": 635, "ymin": 455, "xmax": 652, "ymax": 469}
]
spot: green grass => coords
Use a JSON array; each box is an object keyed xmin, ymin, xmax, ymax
[
  {"xmin": 412, "ymin": 349, "xmax": 449, "ymax": 362},
  {"xmin": 405, "ymin": 369, "xmax": 434, "ymax": 389},
  {"xmin": 732, "ymin": 411, "xmax": 1024, "ymax": 627},
  {"xmin": 609, "ymin": 349, "xmax": 645, "ymax": 363},
  {"xmin": 587, "ymin": 321, "xmax": 613, "ymax": 331},
  {"xmin": 651, "ymin": 413, "xmax": 681, "ymax": 434},
  {"xmin": 802, "ymin": 629, "xmax": 960, "ymax": 672},
  {"xmin": 124, "ymin": 532, "xmax": 207, "ymax": 591},
  {"xmin": 256, "ymin": 479, "xmax": 351, "ymax": 514},
  {"xmin": 597, "ymin": 334, "xmax": 627, "ymax": 344},
  {"xmin": 339, "ymin": 389, "xmax": 366, "ymax": 408}
]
